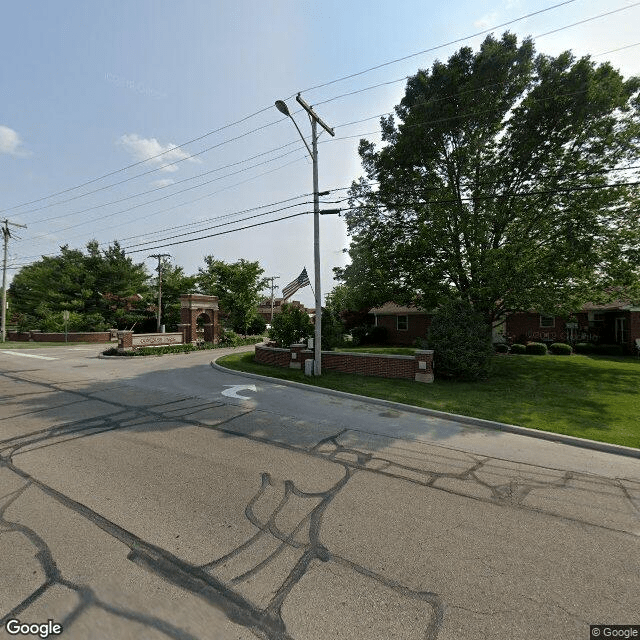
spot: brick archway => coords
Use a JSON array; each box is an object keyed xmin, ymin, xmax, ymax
[{"xmin": 178, "ymin": 294, "xmax": 220, "ymax": 343}]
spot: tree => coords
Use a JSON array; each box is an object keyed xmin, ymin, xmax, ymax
[
  {"xmin": 339, "ymin": 33, "xmax": 640, "ymax": 327},
  {"xmin": 268, "ymin": 303, "xmax": 313, "ymax": 347},
  {"xmin": 8, "ymin": 241, "xmax": 151, "ymax": 331},
  {"xmin": 197, "ymin": 257, "xmax": 268, "ymax": 335},
  {"xmin": 428, "ymin": 299, "xmax": 493, "ymax": 380},
  {"xmin": 155, "ymin": 260, "xmax": 197, "ymax": 331}
]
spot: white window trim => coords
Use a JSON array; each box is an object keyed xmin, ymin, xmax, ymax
[{"xmin": 397, "ymin": 315, "xmax": 409, "ymax": 331}]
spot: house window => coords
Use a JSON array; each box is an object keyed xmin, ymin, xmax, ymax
[
  {"xmin": 397, "ymin": 315, "xmax": 408, "ymax": 331},
  {"xmin": 540, "ymin": 315, "xmax": 555, "ymax": 328}
]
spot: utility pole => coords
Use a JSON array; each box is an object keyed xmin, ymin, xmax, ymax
[
  {"xmin": 265, "ymin": 276, "xmax": 280, "ymax": 323},
  {"xmin": 274, "ymin": 93, "xmax": 334, "ymax": 376},
  {"xmin": 2, "ymin": 219, "xmax": 27, "ymax": 343},
  {"xmin": 149, "ymin": 253, "xmax": 170, "ymax": 333}
]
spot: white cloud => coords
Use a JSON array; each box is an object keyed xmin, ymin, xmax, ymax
[
  {"xmin": 152, "ymin": 178, "xmax": 175, "ymax": 188},
  {"xmin": 474, "ymin": 12, "xmax": 499, "ymax": 29},
  {"xmin": 0, "ymin": 125, "xmax": 28, "ymax": 156},
  {"xmin": 118, "ymin": 133, "xmax": 200, "ymax": 173}
]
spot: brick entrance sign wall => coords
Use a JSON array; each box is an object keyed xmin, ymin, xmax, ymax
[{"xmin": 255, "ymin": 344, "xmax": 434, "ymax": 383}]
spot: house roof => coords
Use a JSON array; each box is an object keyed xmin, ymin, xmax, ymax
[
  {"xmin": 369, "ymin": 302, "xmax": 429, "ymax": 315},
  {"xmin": 580, "ymin": 300, "xmax": 640, "ymax": 312}
]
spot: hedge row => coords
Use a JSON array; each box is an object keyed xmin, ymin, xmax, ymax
[
  {"xmin": 495, "ymin": 341, "xmax": 627, "ymax": 356},
  {"xmin": 573, "ymin": 343, "xmax": 624, "ymax": 355},
  {"xmin": 103, "ymin": 336, "xmax": 263, "ymax": 357},
  {"xmin": 496, "ymin": 342, "xmax": 572, "ymax": 355}
]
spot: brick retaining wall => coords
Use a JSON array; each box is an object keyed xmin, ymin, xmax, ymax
[{"xmin": 255, "ymin": 344, "xmax": 434, "ymax": 382}]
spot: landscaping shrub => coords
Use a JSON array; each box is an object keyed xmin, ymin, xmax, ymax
[
  {"xmin": 574, "ymin": 342, "xmax": 594, "ymax": 354},
  {"xmin": 494, "ymin": 343, "xmax": 509, "ymax": 353},
  {"xmin": 364, "ymin": 325, "xmax": 389, "ymax": 345},
  {"xmin": 592, "ymin": 343, "xmax": 624, "ymax": 356},
  {"xmin": 349, "ymin": 324, "xmax": 388, "ymax": 346},
  {"xmin": 549, "ymin": 342, "xmax": 572, "ymax": 355},
  {"xmin": 268, "ymin": 303, "xmax": 313, "ymax": 347},
  {"xmin": 510, "ymin": 343, "xmax": 526, "ymax": 354},
  {"xmin": 573, "ymin": 343, "xmax": 624, "ymax": 356},
  {"xmin": 245, "ymin": 315, "xmax": 267, "ymax": 336},
  {"xmin": 321, "ymin": 312, "xmax": 346, "ymax": 351},
  {"xmin": 526, "ymin": 342, "xmax": 547, "ymax": 355},
  {"xmin": 349, "ymin": 325, "xmax": 370, "ymax": 346},
  {"xmin": 101, "ymin": 336, "xmax": 263, "ymax": 356},
  {"xmin": 427, "ymin": 299, "xmax": 493, "ymax": 380}
]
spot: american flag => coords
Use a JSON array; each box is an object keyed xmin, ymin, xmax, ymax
[{"xmin": 282, "ymin": 268, "xmax": 310, "ymax": 300}]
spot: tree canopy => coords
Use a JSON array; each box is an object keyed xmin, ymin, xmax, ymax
[
  {"xmin": 9, "ymin": 241, "xmax": 152, "ymax": 331},
  {"xmin": 338, "ymin": 33, "xmax": 640, "ymax": 324},
  {"xmin": 197, "ymin": 256, "xmax": 268, "ymax": 334}
]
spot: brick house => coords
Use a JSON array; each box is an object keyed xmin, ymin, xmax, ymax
[
  {"xmin": 505, "ymin": 301, "xmax": 640, "ymax": 353},
  {"xmin": 369, "ymin": 303, "xmax": 433, "ymax": 345},
  {"xmin": 366, "ymin": 300, "xmax": 640, "ymax": 353}
]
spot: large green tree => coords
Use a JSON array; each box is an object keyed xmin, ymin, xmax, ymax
[
  {"xmin": 197, "ymin": 257, "xmax": 268, "ymax": 334},
  {"xmin": 339, "ymin": 33, "xmax": 640, "ymax": 325},
  {"xmin": 9, "ymin": 241, "xmax": 151, "ymax": 330},
  {"xmin": 155, "ymin": 259, "xmax": 198, "ymax": 331}
]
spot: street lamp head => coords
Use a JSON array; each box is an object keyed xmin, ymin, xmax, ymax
[{"xmin": 275, "ymin": 100, "xmax": 290, "ymax": 117}]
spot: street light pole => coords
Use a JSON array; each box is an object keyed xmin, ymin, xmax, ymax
[{"xmin": 275, "ymin": 95, "xmax": 334, "ymax": 376}]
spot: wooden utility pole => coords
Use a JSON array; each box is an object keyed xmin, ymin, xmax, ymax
[
  {"xmin": 2, "ymin": 219, "xmax": 27, "ymax": 343},
  {"xmin": 265, "ymin": 276, "xmax": 280, "ymax": 323},
  {"xmin": 149, "ymin": 253, "xmax": 171, "ymax": 332}
]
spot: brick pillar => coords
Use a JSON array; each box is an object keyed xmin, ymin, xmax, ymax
[
  {"xmin": 289, "ymin": 343, "xmax": 306, "ymax": 369},
  {"xmin": 117, "ymin": 331, "xmax": 133, "ymax": 352},
  {"xmin": 177, "ymin": 324, "xmax": 190, "ymax": 343},
  {"xmin": 414, "ymin": 349, "xmax": 434, "ymax": 383}
]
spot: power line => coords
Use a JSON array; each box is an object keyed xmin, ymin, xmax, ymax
[
  {"xmin": 1, "ymin": 0, "xmax": 583, "ymax": 216},
  {"xmin": 25, "ymin": 153, "xmax": 308, "ymax": 241},
  {"xmin": 292, "ymin": 0, "xmax": 580, "ymax": 97},
  {"xmin": 535, "ymin": 2, "xmax": 640, "ymax": 39},
  {"xmin": 347, "ymin": 179, "xmax": 640, "ymax": 211},
  {"xmin": 25, "ymin": 145, "xmax": 305, "ymax": 226},
  {"xmin": 126, "ymin": 210, "xmax": 314, "ymax": 254},
  {"xmin": 116, "ymin": 191, "xmax": 316, "ymax": 242},
  {"xmin": 0, "ymin": 106, "xmax": 280, "ymax": 215},
  {"xmin": 121, "ymin": 201, "xmax": 317, "ymax": 251}
]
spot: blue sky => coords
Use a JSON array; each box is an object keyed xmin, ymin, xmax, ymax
[{"xmin": 2, "ymin": 0, "xmax": 640, "ymax": 308}]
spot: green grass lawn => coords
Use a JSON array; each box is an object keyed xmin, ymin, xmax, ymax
[
  {"xmin": 336, "ymin": 346, "xmax": 417, "ymax": 355},
  {"xmin": 0, "ymin": 341, "xmax": 93, "ymax": 349},
  {"xmin": 217, "ymin": 351, "xmax": 640, "ymax": 449}
]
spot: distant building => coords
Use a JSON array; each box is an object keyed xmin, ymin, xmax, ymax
[{"xmin": 257, "ymin": 298, "xmax": 313, "ymax": 324}]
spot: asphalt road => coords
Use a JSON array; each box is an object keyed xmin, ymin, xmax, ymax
[{"xmin": 0, "ymin": 344, "xmax": 638, "ymax": 640}]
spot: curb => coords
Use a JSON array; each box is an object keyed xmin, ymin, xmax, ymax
[{"xmin": 210, "ymin": 354, "xmax": 640, "ymax": 460}]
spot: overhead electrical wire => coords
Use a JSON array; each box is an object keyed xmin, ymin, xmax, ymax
[
  {"xmin": 125, "ymin": 211, "xmax": 314, "ymax": 254},
  {"xmin": 26, "ymin": 145, "xmax": 306, "ymax": 226},
  {"xmin": 22, "ymin": 78, "xmax": 623, "ymax": 233},
  {"xmin": 290, "ymin": 0, "xmax": 580, "ymax": 98},
  {"xmin": 8, "ymin": 1, "xmax": 640, "ymax": 268},
  {"xmin": 23, "ymin": 154, "xmax": 309, "ymax": 245},
  {"xmin": 2, "ymin": 0, "xmax": 586, "ymax": 216}
]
